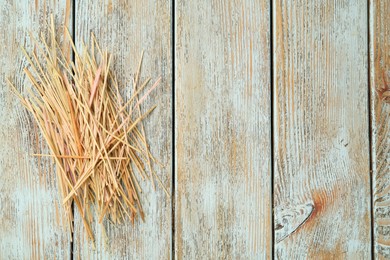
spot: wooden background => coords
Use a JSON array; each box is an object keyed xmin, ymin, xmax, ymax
[{"xmin": 0, "ymin": 0, "xmax": 388, "ymax": 259}]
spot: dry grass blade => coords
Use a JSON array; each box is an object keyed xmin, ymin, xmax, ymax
[{"xmin": 8, "ymin": 15, "xmax": 165, "ymax": 243}]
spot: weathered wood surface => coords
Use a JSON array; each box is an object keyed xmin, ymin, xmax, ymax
[
  {"xmin": 72, "ymin": 0, "xmax": 172, "ymax": 259},
  {"xmin": 370, "ymin": 0, "xmax": 390, "ymax": 259},
  {"xmin": 175, "ymin": 0, "xmax": 272, "ymax": 259},
  {"xmin": 273, "ymin": 0, "xmax": 371, "ymax": 258},
  {"xmin": 2, "ymin": 0, "xmax": 390, "ymax": 259},
  {"xmin": 0, "ymin": 0, "xmax": 72, "ymax": 258}
]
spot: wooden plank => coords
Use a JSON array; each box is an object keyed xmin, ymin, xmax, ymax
[
  {"xmin": 0, "ymin": 0, "xmax": 72, "ymax": 258},
  {"xmin": 273, "ymin": 0, "xmax": 371, "ymax": 258},
  {"xmin": 175, "ymin": 1, "xmax": 272, "ymax": 258},
  {"xmin": 72, "ymin": 0, "xmax": 172, "ymax": 258},
  {"xmin": 370, "ymin": 0, "xmax": 390, "ymax": 259}
]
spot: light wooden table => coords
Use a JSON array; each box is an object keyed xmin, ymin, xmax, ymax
[{"xmin": 0, "ymin": 0, "xmax": 388, "ymax": 259}]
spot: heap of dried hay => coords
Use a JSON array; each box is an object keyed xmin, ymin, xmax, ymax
[{"xmin": 8, "ymin": 16, "xmax": 166, "ymax": 242}]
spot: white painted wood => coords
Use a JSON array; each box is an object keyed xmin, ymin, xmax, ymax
[
  {"xmin": 273, "ymin": 0, "xmax": 371, "ymax": 258},
  {"xmin": 73, "ymin": 0, "xmax": 172, "ymax": 258},
  {"xmin": 175, "ymin": 0, "xmax": 272, "ymax": 259},
  {"xmin": 0, "ymin": 0, "xmax": 72, "ymax": 258},
  {"xmin": 370, "ymin": 0, "xmax": 390, "ymax": 259},
  {"xmin": 1, "ymin": 1, "xmax": 382, "ymax": 258}
]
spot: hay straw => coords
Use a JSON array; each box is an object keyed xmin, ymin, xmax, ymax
[{"xmin": 8, "ymin": 15, "xmax": 166, "ymax": 243}]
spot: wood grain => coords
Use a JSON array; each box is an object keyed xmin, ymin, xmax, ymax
[
  {"xmin": 370, "ymin": 0, "xmax": 390, "ymax": 259},
  {"xmin": 273, "ymin": 0, "xmax": 371, "ymax": 258},
  {"xmin": 0, "ymin": 0, "xmax": 72, "ymax": 258},
  {"xmin": 175, "ymin": 1, "xmax": 272, "ymax": 259},
  {"xmin": 73, "ymin": 0, "xmax": 172, "ymax": 258}
]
